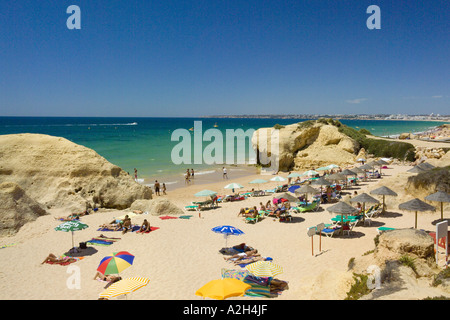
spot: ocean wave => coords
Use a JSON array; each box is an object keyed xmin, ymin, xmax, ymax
[{"xmin": 145, "ymin": 181, "xmax": 178, "ymax": 187}]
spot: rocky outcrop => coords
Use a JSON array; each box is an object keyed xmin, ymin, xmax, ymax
[
  {"xmin": 0, "ymin": 134, "xmax": 152, "ymax": 212},
  {"xmin": 0, "ymin": 182, "xmax": 47, "ymax": 236},
  {"xmin": 252, "ymin": 122, "xmax": 359, "ymax": 171},
  {"xmin": 130, "ymin": 198, "xmax": 184, "ymax": 216},
  {"xmin": 415, "ymin": 147, "xmax": 447, "ymax": 162},
  {"xmin": 349, "ymin": 229, "xmax": 450, "ymax": 299}
]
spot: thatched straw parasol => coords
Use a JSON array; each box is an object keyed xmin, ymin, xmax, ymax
[
  {"xmin": 370, "ymin": 186, "xmax": 398, "ymax": 213},
  {"xmin": 327, "ymin": 201, "xmax": 360, "ymax": 231},
  {"xmin": 294, "ymin": 185, "xmax": 319, "ymax": 202},
  {"xmin": 407, "ymin": 166, "xmax": 427, "ymax": 174},
  {"xmin": 425, "ymin": 191, "xmax": 450, "ymax": 220},
  {"xmin": 398, "ymin": 198, "xmax": 435, "ymax": 229},
  {"xmin": 349, "ymin": 193, "xmax": 379, "ymax": 220}
]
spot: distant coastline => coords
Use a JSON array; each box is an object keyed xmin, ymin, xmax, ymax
[{"xmin": 202, "ymin": 114, "xmax": 450, "ymax": 122}]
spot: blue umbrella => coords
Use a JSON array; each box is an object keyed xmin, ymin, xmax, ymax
[
  {"xmin": 288, "ymin": 185, "xmax": 300, "ymax": 193},
  {"xmin": 211, "ymin": 225, "xmax": 244, "ymax": 247}
]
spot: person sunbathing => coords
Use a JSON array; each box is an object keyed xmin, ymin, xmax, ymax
[
  {"xmin": 41, "ymin": 253, "xmax": 77, "ymax": 265},
  {"xmin": 224, "ymin": 249, "xmax": 259, "ymax": 262},
  {"xmin": 93, "ymin": 271, "xmax": 122, "ymax": 283},
  {"xmin": 54, "ymin": 213, "xmax": 81, "ymax": 221},
  {"xmin": 233, "ymin": 255, "xmax": 267, "ymax": 265}
]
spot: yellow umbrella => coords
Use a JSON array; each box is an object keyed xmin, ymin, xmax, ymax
[
  {"xmin": 99, "ymin": 277, "xmax": 150, "ymax": 299},
  {"xmin": 195, "ymin": 278, "xmax": 250, "ymax": 300},
  {"xmin": 245, "ymin": 261, "xmax": 283, "ymax": 278}
]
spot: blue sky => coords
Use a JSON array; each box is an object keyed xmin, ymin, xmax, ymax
[{"xmin": 0, "ymin": 1, "xmax": 448, "ymax": 117}]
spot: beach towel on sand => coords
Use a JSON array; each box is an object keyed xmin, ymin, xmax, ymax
[
  {"xmin": 45, "ymin": 256, "xmax": 84, "ymax": 266},
  {"xmin": 136, "ymin": 227, "xmax": 160, "ymax": 233},
  {"xmin": 159, "ymin": 216, "xmax": 178, "ymax": 220}
]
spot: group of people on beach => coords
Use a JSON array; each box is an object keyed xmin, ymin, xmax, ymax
[
  {"xmin": 185, "ymin": 168, "xmax": 195, "ymax": 184},
  {"xmin": 98, "ymin": 213, "xmax": 152, "ymax": 234},
  {"xmin": 237, "ymin": 200, "xmax": 291, "ymax": 220}
]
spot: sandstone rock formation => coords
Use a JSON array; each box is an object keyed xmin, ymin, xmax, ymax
[
  {"xmin": 0, "ymin": 134, "xmax": 152, "ymax": 212},
  {"xmin": 0, "ymin": 182, "xmax": 47, "ymax": 236},
  {"xmin": 252, "ymin": 122, "xmax": 359, "ymax": 171},
  {"xmin": 349, "ymin": 229, "xmax": 450, "ymax": 299},
  {"xmin": 130, "ymin": 198, "xmax": 184, "ymax": 216}
]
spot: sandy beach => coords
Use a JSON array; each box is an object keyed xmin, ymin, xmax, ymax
[{"xmin": 0, "ymin": 161, "xmax": 448, "ymax": 300}]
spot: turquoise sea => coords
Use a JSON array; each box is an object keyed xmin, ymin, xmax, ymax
[{"xmin": 0, "ymin": 117, "xmax": 445, "ymax": 186}]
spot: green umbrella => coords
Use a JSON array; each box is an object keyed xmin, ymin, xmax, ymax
[
  {"xmin": 249, "ymin": 179, "xmax": 268, "ymax": 184},
  {"xmin": 287, "ymin": 172, "xmax": 302, "ymax": 178},
  {"xmin": 270, "ymin": 176, "xmax": 286, "ymax": 182},
  {"xmin": 224, "ymin": 183, "xmax": 244, "ymax": 190},
  {"xmin": 55, "ymin": 221, "xmax": 89, "ymax": 252},
  {"xmin": 194, "ymin": 189, "xmax": 218, "ymax": 197}
]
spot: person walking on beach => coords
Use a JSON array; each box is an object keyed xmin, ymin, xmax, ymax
[
  {"xmin": 154, "ymin": 180, "xmax": 160, "ymax": 196},
  {"xmin": 162, "ymin": 183, "xmax": 167, "ymax": 195},
  {"xmin": 223, "ymin": 167, "xmax": 228, "ymax": 179},
  {"xmin": 191, "ymin": 168, "xmax": 194, "ymax": 179}
]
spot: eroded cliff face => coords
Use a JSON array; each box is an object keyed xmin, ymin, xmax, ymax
[
  {"xmin": 0, "ymin": 133, "xmax": 152, "ymax": 212},
  {"xmin": 252, "ymin": 122, "xmax": 360, "ymax": 171}
]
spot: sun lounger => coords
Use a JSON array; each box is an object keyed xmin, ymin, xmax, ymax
[
  {"xmin": 377, "ymin": 227, "xmax": 396, "ymax": 234},
  {"xmin": 292, "ymin": 199, "xmax": 320, "ymax": 213},
  {"xmin": 245, "ymin": 212, "xmax": 264, "ymax": 224}
]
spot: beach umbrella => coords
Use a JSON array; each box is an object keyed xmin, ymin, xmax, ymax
[
  {"xmin": 224, "ymin": 183, "xmax": 243, "ymax": 193},
  {"xmin": 249, "ymin": 178, "xmax": 268, "ymax": 191},
  {"xmin": 417, "ymin": 162, "xmax": 435, "ymax": 170},
  {"xmin": 287, "ymin": 172, "xmax": 302, "ymax": 178},
  {"xmin": 316, "ymin": 166, "xmax": 330, "ymax": 171},
  {"xmin": 357, "ymin": 158, "xmax": 366, "ymax": 163},
  {"xmin": 99, "ymin": 277, "xmax": 150, "ymax": 300},
  {"xmin": 97, "ymin": 251, "xmax": 135, "ymax": 275},
  {"xmin": 274, "ymin": 192, "xmax": 299, "ymax": 203},
  {"xmin": 194, "ymin": 189, "xmax": 218, "ymax": 197},
  {"xmin": 249, "ymin": 179, "xmax": 268, "ymax": 184},
  {"xmin": 327, "ymin": 201, "xmax": 360, "ymax": 230},
  {"xmin": 303, "ymin": 170, "xmax": 319, "ymax": 176},
  {"xmin": 327, "ymin": 173, "xmax": 345, "ymax": 182},
  {"xmin": 425, "ymin": 191, "xmax": 450, "ymax": 220},
  {"xmin": 224, "ymin": 183, "xmax": 244, "ymax": 190},
  {"xmin": 398, "ymin": 198, "xmax": 436, "ymax": 229},
  {"xmin": 246, "ymin": 261, "xmax": 283, "ymax": 278},
  {"xmin": 407, "ymin": 166, "xmax": 427, "ymax": 174},
  {"xmin": 211, "ymin": 225, "xmax": 244, "ymax": 247},
  {"xmin": 310, "ymin": 177, "xmax": 331, "ymax": 186},
  {"xmin": 349, "ymin": 193, "xmax": 379, "ymax": 220},
  {"xmin": 270, "ymin": 176, "xmax": 286, "ymax": 182},
  {"xmin": 327, "ymin": 164, "xmax": 340, "ymax": 169},
  {"xmin": 294, "ymin": 185, "xmax": 319, "ymax": 202},
  {"xmin": 370, "ymin": 186, "xmax": 398, "ymax": 213},
  {"xmin": 341, "ymin": 169, "xmax": 357, "ymax": 176},
  {"xmin": 195, "ymin": 278, "xmax": 250, "ymax": 300},
  {"xmin": 54, "ymin": 220, "xmax": 88, "ymax": 253},
  {"xmin": 288, "ymin": 185, "xmax": 301, "ymax": 193}
]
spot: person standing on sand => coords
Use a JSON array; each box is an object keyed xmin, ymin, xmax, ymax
[
  {"xmin": 162, "ymin": 183, "xmax": 167, "ymax": 195},
  {"xmin": 154, "ymin": 180, "xmax": 160, "ymax": 196},
  {"xmin": 191, "ymin": 169, "xmax": 194, "ymax": 179},
  {"xmin": 223, "ymin": 167, "xmax": 228, "ymax": 179}
]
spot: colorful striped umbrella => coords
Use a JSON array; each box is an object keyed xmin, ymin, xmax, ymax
[
  {"xmin": 245, "ymin": 261, "xmax": 283, "ymax": 278},
  {"xmin": 195, "ymin": 278, "xmax": 250, "ymax": 300},
  {"xmin": 99, "ymin": 277, "xmax": 150, "ymax": 299},
  {"xmin": 97, "ymin": 251, "xmax": 135, "ymax": 275}
]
